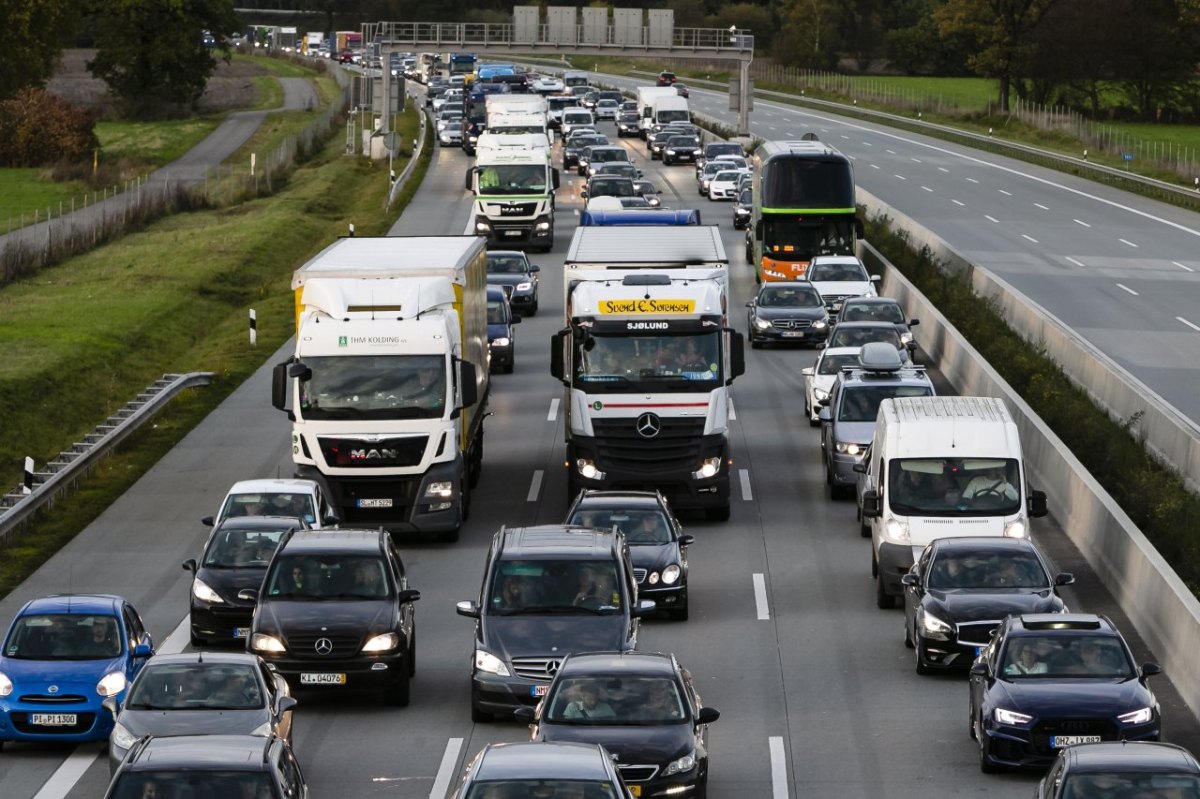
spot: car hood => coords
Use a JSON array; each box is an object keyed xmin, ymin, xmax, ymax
[
  {"xmin": 925, "ymin": 590, "xmax": 1061, "ymax": 622},
  {"xmin": 753, "ymin": 306, "xmax": 826, "ymax": 322},
  {"xmin": 829, "ymin": 421, "xmax": 874, "ymax": 446},
  {"xmin": 488, "ymin": 323, "xmax": 512, "ymax": 341},
  {"xmin": 993, "ymin": 678, "xmax": 1152, "ymax": 716},
  {"xmin": 812, "ymin": 375, "xmax": 837, "ymax": 394},
  {"xmin": 258, "ymin": 600, "xmax": 394, "ymax": 638},
  {"xmin": 196, "ymin": 566, "xmax": 268, "ymax": 605},
  {"xmin": 117, "ymin": 708, "xmax": 269, "ymax": 738},
  {"xmin": 2, "ymin": 654, "xmax": 127, "ymax": 692},
  {"xmin": 811, "ymin": 281, "xmax": 872, "ymax": 296},
  {"xmin": 487, "ymin": 274, "xmax": 530, "ymax": 288},
  {"xmin": 538, "ymin": 720, "xmax": 693, "ymax": 764},
  {"xmin": 629, "ymin": 543, "xmax": 680, "ymax": 572},
  {"xmin": 481, "ymin": 615, "xmax": 628, "ymax": 660}
]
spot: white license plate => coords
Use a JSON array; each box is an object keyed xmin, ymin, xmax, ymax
[
  {"xmin": 300, "ymin": 673, "xmax": 347, "ymax": 685},
  {"xmin": 831, "ymin": 303, "xmax": 843, "ymax": 311},
  {"xmin": 1051, "ymin": 735, "xmax": 1101, "ymax": 748},
  {"xmin": 530, "ymin": 684, "xmax": 549, "ymax": 697},
  {"xmin": 356, "ymin": 498, "xmax": 393, "ymax": 508},
  {"xmin": 31, "ymin": 713, "xmax": 77, "ymax": 726},
  {"xmin": 233, "ymin": 627, "xmax": 250, "ymax": 639},
  {"xmin": 782, "ymin": 331, "xmax": 808, "ymax": 338},
  {"xmin": 504, "ymin": 230, "xmax": 523, "ymax": 237}
]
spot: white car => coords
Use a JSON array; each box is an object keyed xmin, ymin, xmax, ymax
[
  {"xmin": 697, "ymin": 154, "xmax": 750, "ymax": 179},
  {"xmin": 801, "ymin": 346, "xmax": 863, "ymax": 425},
  {"xmin": 532, "ymin": 76, "xmax": 565, "ymax": 94},
  {"xmin": 561, "ymin": 110, "xmax": 595, "ymax": 138},
  {"xmin": 437, "ymin": 111, "xmax": 463, "ymax": 145},
  {"xmin": 594, "ymin": 99, "xmax": 619, "ymax": 120},
  {"xmin": 432, "ymin": 88, "xmax": 462, "ymax": 115},
  {"xmin": 806, "ymin": 256, "xmax": 881, "ymax": 316},
  {"xmin": 707, "ymin": 169, "xmax": 745, "ymax": 200},
  {"xmin": 203, "ymin": 479, "xmax": 336, "ymax": 529}
]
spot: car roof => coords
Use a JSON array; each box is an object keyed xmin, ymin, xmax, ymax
[
  {"xmin": 842, "ymin": 296, "xmax": 900, "ymax": 307},
  {"xmin": 930, "ymin": 537, "xmax": 1039, "ymax": 555},
  {"xmin": 140, "ymin": 652, "xmax": 265, "ymax": 668},
  {"xmin": 571, "ymin": 491, "xmax": 665, "ymax": 511},
  {"xmin": 129, "ymin": 734, "xmax": 271, "ymax": 770},
  {"xmin": 810, "ymin": 255, "xmax": 865, "ymax": 266},
  {"xmin": 277, "ymin": 529, "xmax": 384, "ymax": 555},
  {"xmin": 22, "ymin": 594, "xmax": 123, "ymax": 616},
  {"xmin": 487, "ymin": 250, "xmax": 527, "ymax": 260},
  {"xmin": 214, "ymin": 516, "xmax": 307, "ymax": 531},
  {"xmin": 831, "ymin": 321, "xmax": 896, "ymax": 330},
  {"xmin": 1010, "ymin": 613, "xmax": 1117, "ymax": 634},
  {"xmin": 1066, "ymin": 742, "xmax": 1200, "ymax": 773},
  {"xmin": 499, "ymin": 525, "xmax": 620, "ymax": 558},
  {"xmin": 225, "ymin": 479, "xmax": 318, "ymax": 495},
  {"xmin": 476, "ymin": 742, "xmax": 611, "ymax": 780},
  {"xmin": 560, "ymin": 651, "xmax": 676, "ymax": 676}
]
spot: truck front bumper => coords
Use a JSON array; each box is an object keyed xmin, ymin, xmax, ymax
[
  {"xmin": 297, "ymin": 459, "xmax": 464, "ymax": 534},
  {"xmin": 566, "ymin": 435, "xmax": 730, "ymax": 512}
]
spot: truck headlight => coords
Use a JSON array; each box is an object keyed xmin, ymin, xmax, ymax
[
  {"xmin": 993, "ymin": 708, "xmax": 1033, "ymax": 726},
  {"xmin": 662, "ymin": 564, "xmax": 681, "ymax": 585},
  {"xmin": 96, "ymin": 671, "xmax": 127, "ymax": 698},
  {"xmin": 425, "ymin": 481, "xmax": 453, "ymax": 499},
  {"xmin": 474, "ymin": 649, "xmax": 510, "ymax": 676},
  {"xmin": 1003, "ymin": 520, "xmax": 1027, "ymax": 539},
  {"xmin": 692, "ymin": 456, "xmax": 721, "ymax": 480},
  {"xmin": 834, "ymin": 442, "xmax": 862, "ymax": 456},
  {"xmin": 883, "ymin": 517, "xmax": 910, "ymax": 544},
  {"xmin": 1118, "ymin": 707, "xmax": 1153, "ymax": 725},
  {"xmin": 362, "ymin": 633, "xmax": 399, "ymax": 653},
  {"xmin": 475, "ymin": 221, "xmax": 491, "ymax": 233},
  {"xmin": 535, "ymin": 221, "xmax": 550, "ymax": 231},
  {"xmin": 191, "ymin": 577, "xmax": 224, "ymax": 604},
  {"xmin": 252, "ymin": 634, "xmax": 286, "ymax": 653},
  {"xmin": 753, "ymin": 318, "xmax": 772, "ymax": 330},
  {"xmin": 576, "ymin": 459, "xmax": 605, "ymax": 480}
]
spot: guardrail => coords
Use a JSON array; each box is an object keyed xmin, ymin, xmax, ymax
[
  {"xmin": 386, "ymin": 96, "xmax": 429, "ymax": 209},
  {"xmin": 0, "ymin": 372, "xmax": 214, "ymax": 545}
]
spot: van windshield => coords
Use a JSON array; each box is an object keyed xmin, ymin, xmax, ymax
[{"xmin": 888, "ymin": 458, "xmax": 1021, "ymax": 516}]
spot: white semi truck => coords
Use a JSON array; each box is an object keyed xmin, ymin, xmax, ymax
[
  {"xmin": 551, "ymin": 226, "xmax": 745, "ymax": 519},
  {"xmin": 271, "ymin": 236, "xmax": 490, "ymax": 542},
  {"xmin": 466, "ymin": 133, "xmax": 559, "ymax": 252}
]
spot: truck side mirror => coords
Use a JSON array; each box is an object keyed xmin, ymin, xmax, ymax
[
  {"xmin": 272, "ymin": 362, "xmax": 290, "ymax": 411},
  {"xmin": 1028, "ymin": 489, "xmax": 1048, "ymax": 518},
  {"xmin": 459, "ymin": 360, "xmax": 479, "ymax": 408},
  {"xmin": 464, "ymin": 167, "xmax": 474, "ymax": 191},
  {"xmin": 861, "ymin": 489, "xmax": 882, "ymax": 518},
  {"xmin": 727, "ymin": 330, "xmax": 745, "ymax": 383},
  {"xmin": 550, "ymin": 329, "xmax": 568, "ymax": 383},
  {"xmin": 552, "ymin": 168, "xmax": 560, "ymax": 190}
]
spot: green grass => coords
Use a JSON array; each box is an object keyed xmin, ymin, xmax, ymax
[
  {"xmin": 237, "ymin": 53, "xmax": 321, "ymax": 79},
  {"xmin": 251, "ymin": 75, "xmax": 284, "ymax": 110},
  {"xmin": 0, "ymin": 169, "xmax": 91, "ymax": 222},
  {"xmin": 95, "ymin": 117, "xmax": 224, "ymax": 170}
]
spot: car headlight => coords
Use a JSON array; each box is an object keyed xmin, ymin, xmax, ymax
[
  {"xmin": 1118, "ymin": 707, "xmax": 1154, "ymax": 725},
  {"xmin": 692, "ymin": 456, "xmax": 721, "ymax": 480},
  {"xmin": 110, "ymin": 722, "xmax": 138, "ymax": 750},
  {"xmin": 666, "ymin": 149, "xmax": 677, "ymax": 155},
  {"xmin": 813, "ymin": 320, "xmax": 828, "ymax": 330},
  {"xmin": 900, "ymin": 331, "xmax": 914, "ymax": 345},
  {"xmin": 491, "ymin": 337, "xmax": 511, "ymax": 348},
  {"xmin": 251, "ymin": 633, "xmax": 286, "ymax": 654},
  {"xmin": 516, "ymin": 281, "xmax": 532, "ymax": 291},
  {"xmin": 0, "ymin": 672, "xmax": 12, "ymax": 697},
  {"xmin": 576, "ymin": 459, "xmax": 605, "ymax": 480},
  {"xmin": 97, "ymin": 671, "xmax": 127, "ymax": 698},
  {"xmin": 919, "ymin": 609, "xmax": 952, "ymax": 635},
  {"xmin": 425, "ymin": 481, "xmax": 453, "ymax": 499},
  {"xmin": 191, "ymin": 577, "xmax": 224, "ymax": 604},
  {"xmin": 993, "ymin": 708, "xmax": 1033, "ymax": 726},
  {"xmin": 662, "ymin": 564, "xmax": 681, "ymax": 585},
  {"xmin": 648, "ymin": 198, "xmax": 660, "ymax": 207},
  {"xmin": 648, "ymin": 571, "xmax": 660, "ymax": 584},
  {"xmin": 834, "ymin": 442, "xmax": 862, "ymax": 456},
  {"xmin": 362, "ymin": 633, "xmax": 399, "ymax": 653},
  {"xmin": 813, "ymin": 388, "xmax": 829, "ymax": 400},
  {"xmin": 753, "ymin": 317, "xmax": 772, "ymax": 330},
  {"xmin": 663, "ymin": 751, "xmax": 696, "ymax": 776},
  {"xmin": 1003, "ymin": 520, "xmax": 1027, "ymax": 539},
  {"xmin": 474, "ymin": 649, "xmax": 511, "ymax": 677},
  {"xmin": 883, "ymin": 517, "xmax": 910, "ymax": 544}
]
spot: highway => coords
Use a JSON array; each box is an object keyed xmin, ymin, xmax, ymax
[{"xmin": 1, "ymin": 94, "xmax": 1199, "ymax": 799}]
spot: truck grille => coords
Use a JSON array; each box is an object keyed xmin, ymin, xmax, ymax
[
  {"xmin": 318, "ymin": 436, "xmax": 428, "ymax": 468},
  {"xmin": 591, "ymin": 418, "xmax": 706, "ymax": 474},
  {"xmin": 511, "ymin": 656, "xmax": 563, "ymax": 681},
  {"xmin": 484, "ymin": 201, "xmax": 537, "ymax": 217}
]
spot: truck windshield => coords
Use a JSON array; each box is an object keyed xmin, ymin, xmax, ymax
[
  {"xmin": 887, "ymin": 457, "xmax": 1021, "ymax": 516},
  {"xmin": 298, "ymin": 354, "xmax": 446, "ymax": 420},
  {"xmin": 574, "ymin": 332, "xmax": 721, "ymax": 393},
  {"xmin": 477, "ymin": 164, "xmax": 547, "ymax": 194}
]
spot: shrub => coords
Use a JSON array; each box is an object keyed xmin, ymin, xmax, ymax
[{"xmin": 0, "ymin": 86, "xmax": 98, "ymax": 167}]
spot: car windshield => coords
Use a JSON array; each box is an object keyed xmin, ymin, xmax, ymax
[
  {"xmin": 111, "ymin": 772, "xmax": 276, "ymax": 799},
  {"xmin": 817, "ymin": 352, "xmax": 860, "ymax": 376},
  {"xmin": 888, "ymin": 457, "xmax": 1022, "ymax": 516},
  {"xmin": 841, "ymin": 302, "xmax": 905, "ymax": 323},
  {"xmin": 738, "ymin": 189, "xmax": 752, "ymax": 205},
  {"xmin": 125, "ymin": 663, "xmax": 264, "ymax": 711},
  {"xmin": 466, "ymin": 781, "xmax": 618, "ymax": 799},
  {"xmin": 828, "ymin": 326, "xmax": 901, "ymax": 350},
  {"xmin": 666, "ymin": 137, "xmax": 699, "ymax": 148},
  {"xmin": 758, "ymin": 286, "xmax": 821, "ymax": 308},
  {"xmin": 714, "ymin": 156, "xmax": 748, "ymax": 170},
  {"xmin": 809, "ymin": 262, "xmax": 868, "ymax": 282},
  {"xmin": 1060, "ymin": 773, "xmax": 1200, "ymax": 798},
  {"xmin": 203, "ymin": 527, "xmax": 287, "ymax": 568},
  {"xmin": 707, "ymin": 144, "xmax": 742, "ymax": 158},
  {"xmin": 714, "ymin": 171, "xmax": 741, "ymax": 183},
  {"xmin": 567, "ymin": 508, "xmax": 672, "ymax": 544},
  {"xmin": 590, "ymin": 150, "xmax": 627, "ymax": 164},
  {"xmin": 3, "ymin": 614, "xmax": 123, "ymax": 660},
  {"xmin": 1000, "ymin": 635, "xmax": 1135, "ymax": 679},
  {"xmin": 487, "ymin": 255, "xmax": 529, "ymax": 274},
  {"xmin": 487, "ymin": 299, "xmax": 510, "ymax": 324},
  {"xmin": 633, "ymin": 181, "xmax": 655, "ymax": 194},
  {"xmin": 587, "ymin": 179, "xmax": 635, "ymax": 198},
  {"xmin": 570, "ymin": 137, "xmax": 605, "ymax": 150},
  {"xmin": 926, "ymin": 549, "xmax": 1050, "ymax": 591},
  {"xmin": 265, "ymin": 555, "xmax": 391, "ymax": 600},
  {"xmin": 298, "ymin": 354, "xmax": 446, "ymax": 420},
  {"xmin": 545, "ymin": 676, "xmax": 686, "ymax": 724},
  {"xmin": 489, "ymin": 560, "xmax": 622, "ymax": 615},
  {"xmin": 575, "ymin": 332, "xmax": 721, "ymax": 393},
  {"xmin": 837, "ymin": 385, "xmax": 931, "ymax": 422}
]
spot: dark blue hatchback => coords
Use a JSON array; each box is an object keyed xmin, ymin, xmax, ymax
[{"xmin": 0, "ymin": 594, "xmax": 154, "ymax": 747}]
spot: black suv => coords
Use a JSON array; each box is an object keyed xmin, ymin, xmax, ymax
[
  {"xmin": 104, "ymin": 734, "xmax": 305, "ymax": 799},
  {"xmin": 245, "ymin": 529, "xmax": 420, "ymax": 706},
  {"xmin": 448, "ymin": 741, "xmax": 627, "ymax": 799},
  {"xmin": 456, "ymin": 525, "xmax": 655, "ymax": 721}
]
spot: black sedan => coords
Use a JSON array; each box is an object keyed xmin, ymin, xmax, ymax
[
  {"xmin": 838, "ymin": 296, "xmax": 920, "ymax": 350},
  {"xmin": 183, "ymin": 516, "xmax": 305, "ymax": 646},
  {"xmin": 745, "ymin": 281, "xmax": 830, "ymax": 348},
  {"xmin": 563, "ymin": 133, "xmax": 607, "ymax": 170},
  {"xmin": 565, "ymin": 490, "xmax": 692, "ymax": 620},
  {"xmin": 901, "ymin": 537, "xmax": 1073, "ymax": 674},
  {"xmin": 486, "ymin": 250, "xmax": 540, "ymax": 315},
  {"xmin": 733, "ymin": 188, "xmax": 752, "ymax": 230},
  {"xmin": 1034, "ymin": 741, "xmax": 1200, "ymax": 798},
  {"xmin": 617, "ymin": 111, "xmax": 640, "ymax": 137},
  {"xmin": 661, "ymin": 135, "xmax": 701, "ymax": 166},
  {"xmin": 517, "ymin": 652, "xmax": 719, "ymax": 799},
  {"xmin": 448, "ymin": 741, "xmax": 628, "ymax": 799},
  {"xmin": 969, "ymin": 613, "xmax": 1162, "ymax": 773}
]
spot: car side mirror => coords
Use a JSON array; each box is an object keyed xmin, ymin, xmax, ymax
[
  {"xmin": 861, "ymin": 490, "xmax": 881, "ymax": 518},
  {"xmin": 580, "ymin": 189, "xmax": 589, "ymax": 199},
  {"xmin": 398, "ymin": 589, "xmax": 422, "ymax": 604},
  {"xmin": 695, "ymin": 706, "xmax": 720, "ymax": 725},
  {"xmin": 182, "ymin": 558, "xmax": 197, "ymax": 573},
  {"xmin": 1054, "ymin": 572, "xmax": 1074, "ymax": 586},
  {"xmin": 852, "ymin": 462, "xmax": 866, "ymax": 474},
  {"xmin": 514, "ymin": 706, "xmax": 537, "ymax": 724},
  {"xmin": 277, "ymin": 696, "xmax": 298, "ymax": 715},
  {"xmin": 906, "ymin": 340, "xmax": 918, "ymax": 352},
  {"xmin": 900, "ymin": 573, "xmax": 920, "ymax": 587},
  {"xmin": 634, "ymin": 599, "xmax": 657, "ymax": 617},
  {"xmin": 1141, "ymin": 662, "xmax": 1163, "ymax": 679},
  {"xmin": 1028, "ymin": 489, "xmax": 1048, "ymax": 518},
  {"xmin": 531, "ymin": 265, "xmax": 541, "ymax": 272},
  {"xmin": 909, "ymin": 319, "xmax": 920, "ymax": 327},
  {"xmin": 656, "ymin": 189, "xmax": 663, "ymax": 195},
  {"xmin": 817, "ymin": 407, "xmax": 831, "ymax": 422},
  {"xmin": 323, "ymin": 514, "xmax": 340, "ymax": 526},
  {"xmin": 745, "ymin": 301, "xmax": 754, "ymax": 307},
  {"xmin": 456, "ymin": 600, "xmax": 480, "ymax": 618},
  {"xmin": 237, "ymin": 588, "xmax": 259, "ymax": 603},
  {"xmin": 512, "ymin": 315, "xmax": 522, "ymax": 324},
  {"xmin": 102, "ymin": 697, "xmax": 119, "ymax": 715},
  {"xmin": 801, "ymin": 367, "xmax": 813, "ymax": 376},
  {"xmin": 133, "ymin": 642, "xmax": 153, "ymax": 658},
  {"xmin": 678, "ymin": 534, "xmax": 695, "ymax": 547},
  {"xmin": 970, "ymin": 662, "xmax": 989, "ymax": 678},
  {"xmin": 200, "ymin": 516, "xmax": 215, "ymax": 527},
  {"xmin": 869, "ymin": 274, "xmax": 881, "ymax": 282}
]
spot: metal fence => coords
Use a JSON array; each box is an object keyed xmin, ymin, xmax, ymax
[{"xmin": 368, "ymin": 21, "xmax": 752, "ymax": 53}]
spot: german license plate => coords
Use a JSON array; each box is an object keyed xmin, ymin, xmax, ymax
[
  {"xmin": 300, "ymin": 673, "xmax": 347, "ymax": 685},
  {"xmin": 31, "ymin": 713, "xmax": 76, "ymax": 726},
  {"xmin": 530, "ymin": 684, "xmax": 549, "ymax": 697},
  {"xmin": 233, "ymin": 627, "xmax": 250, "ymax": 639},
  {"xmin": 628, "ymin": 786, "xmax": 642, "ymax": 797},
  {"xmin": 504, "ymin": 230, "xmax": 522, "ymax": 237},
  {"xmin": 975, "ymin": 646, "xmax": 984, "ymax": 656},
  {"xmin": 1051, "ymin": 735, "xmax": 1101, "ymax": 748},
  {"xmin": 782, "ymin": 331, "xmax": 807, "ymax": 338},
  {"xmin": 356, "ymin": 498, "xmax": 393, "ymax": 508}
]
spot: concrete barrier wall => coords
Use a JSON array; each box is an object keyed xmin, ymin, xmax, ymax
[{"xmin": 858, "ymin": 230, "xmax": 1200, "ymax": 720}]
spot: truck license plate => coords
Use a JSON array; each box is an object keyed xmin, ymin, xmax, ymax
[
  {"xmin": 300, "ymin": 673, "xmax": 347, "ymax": 685},
  {"xmin": 356, "ymin": 498, "xmax": 393, "ymax": 508},
  {"xmin": 31, "ymin": 714, "xmax": 77, "ymax": 726}
]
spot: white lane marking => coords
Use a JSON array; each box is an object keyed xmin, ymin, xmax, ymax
[
  {"xmin": 1119, "ymin": 238, "xmax": 1139, "ymax": 248},
  {"xmin": 527, "ymin": 470, "xmax": 544, "ymax": 502},
  {"xmin": 753, "ymin": 574, "xmax": 770, "ymax": 621},
  {"xmin": 862, "ymin": 141, "xmax": 873, "ymax": 147},
  {"xmin": 728, "ymin": 399, "xmax": 736, "ymax": 420},
  {"xmin": 841, "ymin": 135, "xmax": 849, "ymax": 140},
  {"xmin": 1066, "ymin": 256, "xmax": 1086, "ymax": 267},
  {"xmin": 937, "ymin": 166, "xmax": 949, "ymax": 172},
  {"xmin": 739, "ymin": 469, "xmax": 753, "ymax": 500},
  {"xmin": 768, "ymin": 125, "xmax": 777, "ymax": 131},
  {"xmin": 869, "ymin": 163, "xmax": 880, "ymax": 169},
  {"xmin": 1074, "ymin": 219, "xmax": 1091, "ymax": 227},
  {"xmin": 769, "ymin": 736, "xmax": 788, "ymax": 799},
  {"xmin": 1173, "ymin": 261, "xmax": 1194, "ymax": 272},
  {"xmin": 921, "ymin": 186, "xmax": 933, "ymax": 192},
  {"xmin": 1178, "ymin": 317, "xmax": 1200, "ymax": 332},
  {"xmin": 966, "ymin": 177, "xmax": 979, "ymax": 183},
  {"xmin": 911, "ymin": 157, "xmax": 922, "ymax": 163},
  {"xmin": 998, "ymin": 189, "xmax": 1012, "ymax": 196},
  {"xmin": 1021, "ymin": 234, "xmax": 1038, "ymax": 243},
  {"xmin": 1035, "ymin": 203, "xmax": 1050, "ymax": 210},
  {"xmin": 1116, "ymin": 283, "xmax": 1139, "ymax": 296},
  {"xmin": 885, "ymin": 149, "xmax": 896, "ymax": 154},
  {"xmin": 429, "ymin": 738, "xmax": 465, "ymax": 799},
  {"xmin": 32, "ymin": 749, "xmax": 100, "ymax": 799},
  {"xmin": 952, "ymin": 199, "xmax": 965, "ymax": 206},
  {"xmin": 161, "ymin": 616, "xmax": 189, "ymax": 654},
  {"xmin": 894, "ymin": 174, "xmax": 907, "ymax": 181},
  {"xmin": 985, "ymin": 215, "xmax": 999, "ymax": 223},
  {"xmin": 547, "ymin": 398, "xmax": 559, "ymax": 422}
]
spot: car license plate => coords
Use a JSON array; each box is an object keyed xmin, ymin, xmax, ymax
[
  {"xmin": 31, "ymin": 713, "xmax": 77, "ymax": 726},
  {"xmin": 1051, "ymin": 735, "xmax": 1102, "ymax": 748},
  {"xmin": 300, "ymin": 673, "xmax": 347, "ymax": 685},
  {"xmin": 782, "ymin": 331, "xmax": 807, "ymax": 338},
  {"xmin": 356, "ymin": 498, "xmax": 393, "ymax": 508},
  {"xmin": 233, "ymin": 627, "xmax": 250, "ymax": 639},
  {"xmin": 628, "ymin": 786, "xmax": 642, "ymax": 798},
  {"xmin": 504, "ymin": 230, "xmax": 522, "ymax": 237},
  {"xmin": 530, "ymin": 685, "xmax": 549, "ymax": 697},
  {"xmin": 832, "ymin": 302, "xmax": 843, "ymax": 311}
]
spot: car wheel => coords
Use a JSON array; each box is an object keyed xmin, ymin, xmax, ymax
[
  {"xmin": 530, "ymin": 300, "xmax": 538, "ymax": 315},
  {"xmin": 875, "ymin": 573, "xmax": 896, "ymax": 609},
  {"xmin": 705, "ymin": 505, "xmax": 731, "ymax": 522},
  {"xmin": 668, "ymin": 592, "xmax": 689, "ymax": 621},
  {"xmin": 384, "ymin": 673, "xmax": 411, "ymax": 707},
  {"xmin": 860, "ymin": 517, "xmax": 871, "ymax": 538},
  {"xmin": 408, "ymin": 630, "xmax": 417, "ymax": 677},
  {"xmin": 189, "ymin": 630, "xmax": 207, "ymax": 648},
  {"xmin": 751, "ymin": 339, "xmax": 762, "ymax": 350},
  {"xmin": 969, "ymin": 703, "xmax": 978, "ymax": 740}
]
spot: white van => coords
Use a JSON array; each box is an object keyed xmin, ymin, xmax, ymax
[
  {"xmin": 560, "ymin": 109, "xmax": 595, "ymax": 138},
  {"xmin": 857, "ymin": 396, "xmax": 1048, "ymax": 609}
]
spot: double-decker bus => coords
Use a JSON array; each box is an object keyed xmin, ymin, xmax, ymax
[{"xmin": 748, "ymin": 139, "xmax": 861, "ymax": 283}]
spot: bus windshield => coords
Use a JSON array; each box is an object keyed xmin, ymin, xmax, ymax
[{"xmin": 761, "ymin": 158, "xmax": 855, "ymax": 208}]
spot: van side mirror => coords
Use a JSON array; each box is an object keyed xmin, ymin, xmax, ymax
[
  {"xmin": 1028, "ymin": 489, "xmax": 1048, "ymax": 518},
  {"xmin": 861, "ymin": 490, "xmax": 881, "ymax": 518},
  {"xmin": 801, "ymin": 367, "xmax": 812, "ymax": 376},
  {"xmin": 237, "ymin": 588, "xmax": 259, "ymax": 603},
  {"xmin": 200, "ymin": 516, "xmax": 215, "ymax": 527},
  {"xmin": 456, "ymin": 600, "xmax": 480, "ymax": 618},
  {"xmin": 182, "ymin": 559, "xmax": 197, "ymax": 573},
  {"xmin": 900, "ymin": 573, "xmax": 920, "ymax": 587},
  {"xmin": 1141, "ymin": 662, "xmax": 1162, "ymax": 679},
  {"xmin": 695, "ymin": 706, "xmax": 720, "ymax": 725},
  {"xmin": 551, "ymin": 168, "xmax": 560, "ymax": 190},
  {"xmin": 398, "ymin": 589, "xmax": 421, "ymax": 604},
  {"xmin": 464, "ymin": 167, "xmax": 474, "ymax": 191},
  {"xmin": 287, "ymin": 361, "xmax": 311, "ymax": 381}
]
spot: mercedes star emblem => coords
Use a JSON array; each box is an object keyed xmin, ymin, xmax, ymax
[
  {"xmin": 636, "ymin": 412, "xmax": 662, "ymax": 439},
  {"xmin": 545, "ymin": 660, "xmax": 560, "ymax": 676},
  {"xmin": 314, "ymin": 637, "xmax": 333, "ymax": 655}
]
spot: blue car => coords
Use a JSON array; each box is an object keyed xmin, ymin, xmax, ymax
[{"xmin": 0, "ymin": 594, "xmax": 154, "ymax": 748}]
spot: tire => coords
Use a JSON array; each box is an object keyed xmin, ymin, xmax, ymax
[
  {"xmin": 408, "ymin": 631, "xmax": 416, "ymax": 677},
  {"xmin": 808, "ymin": 415, "xmax": 820, "ymax": 428},
  {"xmin": 750, "ymin": 339, "xmax": 762, "ymax": 350},
  {"xmin": 668, "ymin": 591, "xmax": 689, "ymax": 621},
  {"xmin": 705, "ymin": 505, "xmax": 731, "ymax": 522},
  {"xmin": 969, "ymin": 704, "xmax": 978, "ymax": 740},
  {"xmin": 384, "ymin": 673, "xmax": 411, "ymax": 707},
  {"xmin": 875, "ymin": 573, "xmax": 896, "ymax": 609},
  {"xmin": 530, "ymin": 300, "xmax": 538, "ymax": 315},
  {"xmin": 470, "ymin": 690, "xmax": 492, "ymax": 723},
  {"xmin": 904, "ymin": 619, "xmax": 914, "ymax": 648},
  {"xmin": 860, "ymin": 518, "xmax": 871, "ymax": 538}
]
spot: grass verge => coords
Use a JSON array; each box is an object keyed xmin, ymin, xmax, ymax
[{"xmin": 0, "ymin": 170, "xmax": 91, "ymax": 222}]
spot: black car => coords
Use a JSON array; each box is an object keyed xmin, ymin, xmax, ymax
[
  {"xmin": 594, "ymin": 162, "xmax": 641, "ymax": 182},
  {"xmin": 580, "ymin": 145, "xmax": 631, "ymax": 177},
  {"xmin": 616, "ymin": 111, "xmax": 640, "ymax": 137},
  {"xmin": 661, "ymin": 135, "xmax": 701, "ymax": 166},
  {"xmin": 745, "ymin": 281, "xmax": 830, "ymax": 349},
  {"xmin": 697, "ymin": 142, "xmax": 743, "ymax": 174},
  {"xmin": 487, "ymin": 285, "xmax": 521, "ymax": 374},
  {"xmin": 838, "ymin": 297, "xmax": 920, "ymax": 350},
  {"xmin": 456, "ymin": 525, "xmax": 655, "ymax": 721},
  {"xmin": 1034, "ymin": 741, "xmax": 1200, "ymax": 799},
  {"xmin": 517, "ymin": 652, "xmax": 719, "ymax": 799},
  {"xmin": 564, "ymin": 490, "xmax": 692, "ymax": 620},
  {"xmin": 824, "ymin": 320, "xmax": 909, "ymax": 358},
  {"xmin": 649, "ymin": 124, "xmax": 700, "ymax": 158},
  {"xmin": 245, "ymin": 529, "xmax": 421, "ymax": 706},
  {"xmin": 487, "ymin": 250, "xmax": 540, "ymax": 315},
  {"xmin": 969, "ymin": 614, "xmax": 1162, "ymax": 773},
  {"xmin": 901, "ymin": 537, "xmax": 1073, "ymax": 674},
  {"xmin": 447, "ymin": 741, "xmax": 627, "ymax": 799},
  {"xmin": 563, "ymin": 134, "xmax": 608, "ymax": 170},
  {"xmin": 184, "ymin": 516, "xmax": 306, "ymax": 647},
  {"xmin": 104, "ymin": 734, "xmax": 305, "ymax": 799},
  {"xmin": 582, "ymin": 176, "xmax": 636, "ymax": 201},
  {"xmin": 733, "ymin": 187, "xmax": 752, "ymax": 230},
  {"xmin": 632, "ymin": 180, "xmax": 662, "ymax": 208}
]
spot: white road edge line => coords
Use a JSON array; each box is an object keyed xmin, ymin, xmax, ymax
[
  {"xmin": 1066, "ymin": 257, "xmax": 1086, "ymax": 267},
  {"xmin": 893, "ymin": 175, "xmax": 907, "ymax": 181},
  {"xmin": 966, "ymin": 177, "xmax": 979, "ymax": 183},
  {"xmin": 1173, "ymin": 261, "xmax": 1194, "ymax": 272},
  {"xmin": 921, "ymin": 186, "xmax": 933, "ymax": 192},
  {"xmin": 547, "ymin": 398, "xmax": 560, "ymax": 422},
  {"xmin": 728, "ymin": 399, "xmax": 736, "ymax": 420},
  {"xmin": 1178, "ymin": 316, "xmax": 1200, "ymax": 332},
  {"xmin": 952, "ymin": 199, "xmax": 965, "ymax": 206},
  {"xmin": 769, "ymin": 736, "xmax": 788, "ymax": 799},
  {"xmin": 1116, "ymin": 283, "xmax": 1139, "ymax": 296},
  {"xmin": 998, "ymin": 189, "xmax": 1012, "ymax": 196},
  {"xmin": 1035, "ymin": 203, "xmax": 1050, "ymax": 210},
  {"xmin": 753, "ymin": 574, "xmax": 770, "ymax": 621},
  {"xmin": 739, "ymin": 469, "xmax": 752, "ymax": 501},
  {"xmin": 527, "ymin": 470, "xmax": 544, "ymax": 502},
  {"xmin": 937, "ymin": 166, "xmax": 949, "ymax": 172},
  {"xmin": 429, "ymin": 738, "xmax": 465, "ymax": 799}
]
